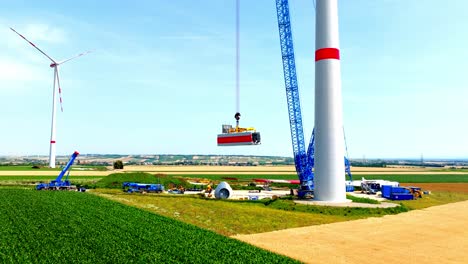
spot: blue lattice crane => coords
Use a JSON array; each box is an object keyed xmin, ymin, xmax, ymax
[
  {"xmin": 275, "ymin": 0, "xmax": 353, "ymax": 198},
  {"xmin": 275, "ymin": 0, "xmax": 314, "ymax": 198}
]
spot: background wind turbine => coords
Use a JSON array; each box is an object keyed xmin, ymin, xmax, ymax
[{"xmin": 10, "ymin": 27, "xmax": 92, "ymax": 168}]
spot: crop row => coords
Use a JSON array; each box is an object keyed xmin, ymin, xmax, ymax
[{"xmin": 0, "ymin": 188, "xmax": 298, "ymax": 263}]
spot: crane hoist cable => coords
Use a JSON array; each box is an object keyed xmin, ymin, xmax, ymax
[
  {"xmin": 235, "ymin": 0, "xmax": 241, "ymax": 129},
  {"xmin": 216, "ymin": 0, "xmax": 261, "ymax": 146}
]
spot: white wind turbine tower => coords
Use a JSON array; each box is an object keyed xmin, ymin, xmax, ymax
[{"xmin": 10, "ymin": 27, "xmax": 92, "ymax": 168}]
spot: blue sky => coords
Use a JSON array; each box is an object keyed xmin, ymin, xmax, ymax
[{"xmin": 1, "ymin": 0, "xmax": 467, "ymax": 159}]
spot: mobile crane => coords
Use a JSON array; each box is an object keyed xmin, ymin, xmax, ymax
[
  {"xmin": 275, "ymin": 0, "xmax": 353, "ymax": 198},
  {"xmin": 36, "ymin": 151, "xmax": 84, "ymax": 191}
]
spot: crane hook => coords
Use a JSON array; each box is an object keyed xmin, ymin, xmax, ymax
[{"xmin": 234, "ymin": 112, "xmax": 241, "ymax": 132}]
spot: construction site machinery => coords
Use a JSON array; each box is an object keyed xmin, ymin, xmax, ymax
[
  {"xmin": 361, "ymin": 181, "xmax": 380, "ymax": 195},
  {"xmin": 122, "ymin": 182, "xmax": 165, "ymax": 193},
  {"xmin": 405, "ymin": 186, "xmax": 423, "ymax": 199},
  {"xmin": 218, "ymin": 125, "xmax": 260, "ymax": 146},
  {"xmin": 217, "ymin": 2, "xmax": 261, "ymax": 147},
  {"xmin": 36, "ymin": 151, "xmax": 84, "ymax": 191},
  {"xmin": 217, "ymin": 114, "xmax": 261, "ymax": 146},
  {"xmin": 168, "ymin": 186, "xmax": 185, "ymax": 194},
  {"xmin": 275, "ymin": 0, "xmax": 353, "ymax": 198},
  {"xmin": 381, "ymin": 185, "xmax": 415, "ymax": 200}
]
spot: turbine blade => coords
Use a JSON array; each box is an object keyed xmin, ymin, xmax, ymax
[
  {"xmin": 58, "ymin": 50, "xmax": 93, "ymax": 65},
  {"xmin": 55, "ymin": 68, "xmax": 64, "ymax": 112},
  {"xmin": 10, "ymin": 27, "xmax": 56, "ymax": 63}
]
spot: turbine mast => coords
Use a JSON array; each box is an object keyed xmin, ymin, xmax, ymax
[
  {"xmin": 314, "ymin": 0, "xmax": 346, "ymax": 202},
  {"xmin": 49, "ymin": 67, "xmax": 58, "ymax": 168}
]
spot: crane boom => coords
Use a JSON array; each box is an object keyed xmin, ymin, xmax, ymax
[
  {"xmin": 275, "ymin": 0, "xmax": 314, "ymax": 197},
  {"xmin": 55, "ymin": 151, "xmax": 79, "ymax": 182}
]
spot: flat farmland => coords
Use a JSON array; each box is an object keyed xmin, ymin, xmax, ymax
[
  {"xmin": 402, "ymin": 182, "xmax": 468, "ymax": 193},
  {"xmin": 0, "ymin": 171, "xmax": 112, "ymax": 176},
  {"xmin": 122, "ymin": 165, "xmax": 468, "ymax": 174},
  {"xmin": 1, "ymin": 165, "xmax": 467, "ymax": 176}
]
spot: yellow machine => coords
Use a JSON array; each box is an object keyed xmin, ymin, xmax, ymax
[
  {"xmin": 205, "ymin": 183, "xmax": 213, "ymax": 198},
  {"xmin": 405, "ymin": 187, "xmax": 423, "ymax": 198},
  {"xmin": 228, "ymin": 126, "xmax": 256, "ymax": 133},
  {"xmin": 226, "ymin": 113, "xmax": 256, "ymax": 133}
]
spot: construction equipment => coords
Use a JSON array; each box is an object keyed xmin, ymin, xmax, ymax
[
  {"xmin": 168, "ymin": 185, "xmax": 185, "ymax": 194},
  {"xmin": 361, "ymin": 181, "xmax": 380, "ymax": 195},
  {"xmin": 217, "ymin": 113, "xmax": 261, "ymax": 146},
  {"xmin": 205, "ymin": 183, "xmax": 214, "ymax": 197},
  {"xmin": 122, "ymin": 182, "xmax": 165, "ymax": 193},
  {"xmin": 275, "ymin": 0, "xmax": 353, "ymax": 198},
  {"xmin": 36, "ymin": 151, "xmax": 84, "ymax": 191},
  {"xmin": 217, "ymin": 1, "xmax": 261, "ymax": 147},
  {"xmin": 381, "ymin": 185, "xmax": 414, "ymax": 200},
  {"xmin": 405, "ymin": 186, "xmax": 423, "ymax": 198}
]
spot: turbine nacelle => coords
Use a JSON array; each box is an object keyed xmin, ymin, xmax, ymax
[{"xmin": 50, "ymin": 63, "xmax": 58, "ymax": 68}]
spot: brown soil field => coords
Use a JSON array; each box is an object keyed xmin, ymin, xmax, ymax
[
  {"xmin": 402, "ymin": 183, "xmax": 468, "ymax": 193},
  {"xmin": 234, "ymin": 200, "xmax": 468, "ymax": 264}
]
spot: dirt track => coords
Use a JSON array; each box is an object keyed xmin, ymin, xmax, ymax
[{"xmin": 234, "ymin": 200, "xmax": 468, "ymax": 264}]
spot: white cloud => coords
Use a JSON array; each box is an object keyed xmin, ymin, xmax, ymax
[
  {"xmin": 22, "ymin": 23, "xmax": 67, "ymax": 44},
  {"xmin": 0, "ymin": 57, "xmax": 45, "ymax": 82}
]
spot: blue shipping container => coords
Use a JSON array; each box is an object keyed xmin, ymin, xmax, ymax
[
  {"xmin": 391, "ymin": 187, "xmax": 410, "ymax": 194},
  {"xmin": 381, "ymin": 185, "xmax": 392, "ymax": 199},
  {"xmin": 391, "ymin": 193, "xmax": 414, "ymax": 200}
]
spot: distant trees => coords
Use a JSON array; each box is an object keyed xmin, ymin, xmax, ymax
[{"xmin": 113, "ymin": 160, "xmax": 124, "ymax": 169}]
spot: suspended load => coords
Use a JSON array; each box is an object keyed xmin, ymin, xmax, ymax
[{"xmin": 217, "ymin": 113, "xmax": 261, "ymax": 146}]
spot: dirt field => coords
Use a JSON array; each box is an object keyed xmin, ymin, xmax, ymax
[
  {"xmin": 402, "ymin": 183, "xmax": 468, "ymax": 193},
  {"xmin": 234, "ymin": 200, "xmax": 468, "ymax": 264}
]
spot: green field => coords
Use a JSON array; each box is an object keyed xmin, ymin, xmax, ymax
[
  {"xmin": 0, "ymin": 165, "xmax": 107, "ymax": 171},
  {"xmin": 0, "ymin": 165, "xmax": 60, "ymax": 171},
  {"xmin": 0, "ymin": 176, "xmax": 103, "ymax": 187},
  {"xmin": 91, "ymin": 188, "xmax": 413, "ymax": 236},
  {"xmin": 0, "ymin": 188, "xmax": 298, "ymax": 263},
  {"xmin": 0, "ymin": 176, "xmax": 102, "ymax": 181},
  {"xmin": 396, "ymin": 191, "xmax": 468, "ymax": 210}
]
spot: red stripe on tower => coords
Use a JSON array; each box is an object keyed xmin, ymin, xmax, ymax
[
  {"xmin": 50, "ymin": 140, "xmax": 56, "ymax": 143},
  {"xmin": 315, "ymin": 48, "xmax": 340, "ymax": 62}
]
